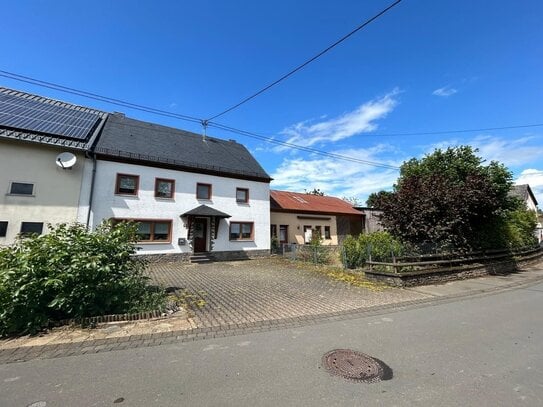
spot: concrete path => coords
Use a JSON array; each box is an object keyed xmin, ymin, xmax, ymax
[{"xmin": 2, "ymin": 271, "xmax": 543, "ymax": 406}]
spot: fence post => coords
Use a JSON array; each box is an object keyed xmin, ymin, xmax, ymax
[
  {"xmin": 391, "ymin": 248, "xmax": 397, "ymax": 273},
  {"xmin": 367, "ymin": 243, "xmax": 372, "ymax": 272}
]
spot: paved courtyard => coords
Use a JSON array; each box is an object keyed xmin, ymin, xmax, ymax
[{"xmin": 149, "ymin": 257, "xmax": 430, "ymax": 329}]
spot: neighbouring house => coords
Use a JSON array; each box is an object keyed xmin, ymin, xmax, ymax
[
  {"xmin": 0, "ymin": 87, "xmax": 107, "ymax": 245},
  {"xmin": 510, "ymin": 184, "xmax": 542, "ymax": 243},
  {"xmin": 270, "ymin": 190, "xmax": 364, "ymax": 246},
  {"xmin": 510, "ymin": 184, "xmax": 538, "ymax": 212},
  {"xmin": 83, "ymin": 113, "xmax": 272, "ymax": 261},
  {"xmin": 354, "ymin": 206, "xmax": 384, "ymax": 233}
]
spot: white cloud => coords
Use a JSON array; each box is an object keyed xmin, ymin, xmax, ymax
[
  {"xmin": 471, "ymin": 135, "xmax": 543, "ymax": 167},
  {"xmin": 277, "ymin": 89, "xmax": 399, "ymax": 150},
  {"xmin": 271, "ymin": 144, "xmax": 403, "ymax": 203},
  {"xmin": 515, "ymin": 169, "xmax": 543, "ymax": 205},
  {"xmin": 425, "ymin": 135, "xmax": 543, "ymax": 168},
  {"xmin": 432, "ymin": 86, "xmax": 457, "ymax": 97}
]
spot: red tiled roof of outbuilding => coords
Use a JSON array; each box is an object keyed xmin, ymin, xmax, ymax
[{"xmin": 270, "ymin": 190, "xmax": 362, "ymax": 215}]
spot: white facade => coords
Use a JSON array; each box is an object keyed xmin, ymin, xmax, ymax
[
  {"xmin": 0, "ymin": 140, "xmax": 87, "ymax": 245},
  {"xmin": 80, "ymin": 160, "xmax": 270, "ymax": 255}
]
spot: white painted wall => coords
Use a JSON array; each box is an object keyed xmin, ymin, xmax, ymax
[
  {"xmin": 86, "ymin": 160, "xmax": 270, "ymax": 254},
  {"xmin": 0, "ymin": 140, "xmax": 86, "ymax": 245}
]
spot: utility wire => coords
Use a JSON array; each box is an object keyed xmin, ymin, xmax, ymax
[
  {"xmin": 208, "ymin": 122, "xmax": 400, "ymax": 170},
  {"xmin": 205, "ymin": 0, "xmax": 403, "ymax": 122},
  {"xmin": 0, "ymin": 70, "xmax": 203, "ymax": 124},
  {"xmin": 2, "ymin": 70, "xmax": 542, "ymax": 171},
  {"xmin": 361, "ymin": 123, "xmax": 543, "ymax": 137}
]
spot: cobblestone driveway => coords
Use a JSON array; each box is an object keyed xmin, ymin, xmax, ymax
[{"xmin": 149, "ymin": 257, "xmax": 429, "ymax": 329}]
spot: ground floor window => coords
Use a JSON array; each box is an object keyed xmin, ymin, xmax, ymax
[
  {"xmin": 279, "ymin": 225, "xmax": 288, "ymax": 244},
  {"xmin": 20, "ymin": 222, "xmax": 43, "ymax": 236},
  {"xmin": 230, "ymin": 222, "xmax": 253, "ymax": 240},
  {"xmin": 324, "ymin": 226, "xmax": 331, "ymax": 239},
  {"xmin": 114, "ymin": 219, "xmax": 172, "ymax": 243},
  {"xmin": 0, "ymin": 221, "xmax": 7, "ymax": 237}
]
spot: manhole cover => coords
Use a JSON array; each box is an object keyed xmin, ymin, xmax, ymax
[{"xmin": 322, "ymin": 349, "xmax": 384, "ymax": 383}]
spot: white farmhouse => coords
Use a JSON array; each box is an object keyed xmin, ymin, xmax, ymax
[{"xmin": 81, "ymin": 113, "xmax": 271, "ymax": 261}]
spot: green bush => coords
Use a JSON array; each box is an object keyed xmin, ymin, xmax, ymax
[
  {"xmin": 505, "ymin": 208, "xmax": 538, "ymax": 249},
  {"xmin": 0, "ymin": 221, "xmax": 165, "ymax": 336},
  {"xmin": 342, "ymin": 231, "xmax": 405, "ymax": 269},
  {"xmin": 296, "ymin": 235, "xmax": 331, "ymax": 265}
]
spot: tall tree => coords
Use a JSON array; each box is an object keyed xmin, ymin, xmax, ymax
[
  {"xmin": 306, "ymin": 188, "xmax": 325, "ymax": 196},
  {"xmin": 372, "ymin": 146, "xmax": 518, "ymax": 251}
]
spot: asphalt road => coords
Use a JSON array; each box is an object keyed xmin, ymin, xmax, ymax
[{"xmin": 2, "ymin": 282, "xmax": 543, "ymax": 407}]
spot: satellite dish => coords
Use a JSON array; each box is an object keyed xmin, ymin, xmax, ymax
[{"xmin": 56, "ymin": 152, "xmax": 77, "ymax": 169}]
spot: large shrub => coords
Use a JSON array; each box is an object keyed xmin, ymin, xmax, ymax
[
  {"xmin": 371, "ymin": 146, "xmax": 525, "ymax": 251},
  {"xmin": 0, "ymin": 221, "xmax": 165, "ymax": 336},
  {"xmin": 342, "ymin": 231, "xmax": 405, "ymax": 269}
]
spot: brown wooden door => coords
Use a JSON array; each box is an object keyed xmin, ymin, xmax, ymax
[{"xmin": 193, "ymin": 218, "xmax": 207, "ymax": 253}]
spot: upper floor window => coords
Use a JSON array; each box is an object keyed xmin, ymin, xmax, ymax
[
  {"xmin": 115, "ymin": 174, "xmax": 139, "ymax": 196},
  {"xmin": 20, "ymin": 222, "xmax": 43, "ymax": 236},
  {"xmin": 9, "ymin": 182, "xmax": 34, "ymax": 195},
  {"xmin": 197, "ymin": 183, "xmax": 212, "ymax": 200},
  {"xmin": 155, "ymin": 178, "xmax": 175, "ymax": 199},
  {"xmin": 236, "ymin": 188, "xmax": 249, "ymax": 203}
]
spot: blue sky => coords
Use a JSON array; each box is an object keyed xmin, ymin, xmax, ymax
[{"xmin": 2, "ymin": 1, "xmax": 542, "ymax": 204}]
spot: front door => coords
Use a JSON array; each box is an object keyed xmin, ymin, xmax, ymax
[{"xmin": 193, "ymin": 218, "xmax": 208, "ymax": 253}]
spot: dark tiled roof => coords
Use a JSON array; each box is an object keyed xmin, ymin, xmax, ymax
[
  {"xmin": 95, "ymin": 114, "xmax": 271, "ymax": 182},
  {"xmin": 0, "ymin": 87, "xmax": 107, "ymax": 150},
  {"xmin": 510, "ymin": 184, "xmax": 538, "ymax": 206},
  {"xmin": 181, "ymin": 205, "xmax": 231, "ymax": 218},
  {"xmin": 270, "ymin": 190, "xmax": 363, "ymax": 215}
]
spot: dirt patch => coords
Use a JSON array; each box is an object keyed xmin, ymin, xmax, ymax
[{"xmin": 0, "ymin": 311, "xmax": 194, "ymax": 349}]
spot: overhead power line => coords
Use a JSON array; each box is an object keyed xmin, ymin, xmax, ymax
[
  {"xmin": 205, "ymin": 0, "xmax": 403, "ymax": 122},
  {"xmin": 2, "ymin": 70, "xmax": 542, "ymax": 171},
  {"xmin": 363, "ymin": 123, "xmax": 543, "ymax": 137},
  {"xmin": 208, "ymin": 122, "xmax": 400, "ymax": 170},
  {"xmin": 0, "ymin": 70, "xmax": 203, "ymax": 124},
  {"xmin": 0, "ymin": 70, "xmax": 398, "ymax": 169}
]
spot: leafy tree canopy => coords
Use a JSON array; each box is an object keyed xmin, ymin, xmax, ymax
[
  {"xmin": 306, "ymin": 188, "xmax": 325, "ymax": 196},
  {"xmin": 371, "ymin": 146, "xmax": 526, "ymax": 251},
  {"xmin": 342, "ymin": 196, "xmax": 362, "ymax": 207}
]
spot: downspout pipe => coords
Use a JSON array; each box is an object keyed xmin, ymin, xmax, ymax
[
  {"xmin": 85, "ymin": 115, "xmax": 108, "ymax": 229},
  {"xmin": 85, "ymin": 152, "xmax": 97, "ymax": 229}
]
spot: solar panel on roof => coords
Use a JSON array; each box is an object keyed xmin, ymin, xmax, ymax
[{"xmin": 0, "ymin": 93, "xmax": 100, "ymax": 140}]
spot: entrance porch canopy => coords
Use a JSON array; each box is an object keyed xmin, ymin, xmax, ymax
[{"xmin": 181, "ymin": 205, "xmax": 231, "ymax": 241}]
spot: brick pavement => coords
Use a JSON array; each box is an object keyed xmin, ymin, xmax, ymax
[
  {"xmin": 149, "ymin": 258, "xmax": 429, "ymax": 328},
  {"xmin": 1, "ymin": 258, "xmax": 542, "ymax": 365}
]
